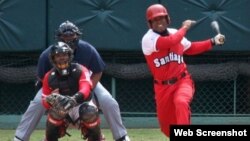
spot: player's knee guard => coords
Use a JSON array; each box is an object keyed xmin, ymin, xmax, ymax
[
  {"xmin": 45, "ymin": 114, "xmax": 69, "ymax": 141},
  {"xmin": 79, "ymin": 102, "xmax": 103, "ymax": 141}
]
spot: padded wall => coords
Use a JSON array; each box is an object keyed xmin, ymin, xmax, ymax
[
  {"xmin": 48, "ymin": 0, "xmax": 158, "ymax": 51},
  {"xmin": 162, "ymin": 0, "xmax": 250, "ymax": 51},
  {"xmin": 0, "ymin": 0, "xmax": 249, "ymax": 51},
  {"xmin": 0, "ymin": 0, "xmax": 46, "ymax": 52}
]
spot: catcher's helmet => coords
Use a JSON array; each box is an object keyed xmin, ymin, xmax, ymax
[
  {"xmin": 146, "ymin": 4, "xmax": 169, "ymax": 21},
  {"xmin": 49, "ymin": 42, "xmax": 73, "ymax": 76}
]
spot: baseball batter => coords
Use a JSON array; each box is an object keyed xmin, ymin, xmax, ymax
[{"xmin": 141, "ymin": 4, "xmax": 225, "ymax": 138}]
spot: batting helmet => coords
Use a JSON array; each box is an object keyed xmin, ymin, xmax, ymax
[
  {"xmin": 146, "ymin": 4, "xmax": 169, "ymax": 21},
  {"xmin": 49, "ymin": 42, "xmax": 73, "ymax": 76}
]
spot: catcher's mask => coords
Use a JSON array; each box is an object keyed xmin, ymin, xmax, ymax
[
  {"xmin": 55, "ymin": 20, "xmax": 82, "ymax": 50},
  {"xmin": 49, "ymin": 42, "xmax": 73, "ymax": 76}
]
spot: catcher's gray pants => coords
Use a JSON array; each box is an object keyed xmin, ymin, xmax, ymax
[{"xmin": 14, "ymin": 82, "xmax": 127, "ymax": 141}]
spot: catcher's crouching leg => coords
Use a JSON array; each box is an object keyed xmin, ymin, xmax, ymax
[
  {"xmin": 45, "ymin": 113, "xmax": 69, "ymax": 141},
  {"xmin": 79, "ymin": 102, "xmax": 105, "ymax": 141}
]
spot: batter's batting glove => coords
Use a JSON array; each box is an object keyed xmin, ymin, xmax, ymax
[{"xmin": 211, "ymin": 34, "xmax": 225, "ymax": 46}]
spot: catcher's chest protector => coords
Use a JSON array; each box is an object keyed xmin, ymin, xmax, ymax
[{"xmin": 48, "ymin": 64, "xmax": 82, "ymax": 96}]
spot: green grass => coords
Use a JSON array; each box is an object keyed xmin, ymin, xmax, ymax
[{"xmin": 0, "ymin": 128, "xmax": 168, "ymax": 141}]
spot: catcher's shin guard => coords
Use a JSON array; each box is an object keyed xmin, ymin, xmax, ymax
[
  {"xmin": 45, "ymin": 114, "xmax": 69, "ymax": 141},
  {"xmin": 79, "ymin": 103, "xmax": 105, "ymax": 141}
]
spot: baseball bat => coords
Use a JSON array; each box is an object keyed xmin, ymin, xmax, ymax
[
  {"xmin": 191, "ymin": 20, "xmax": 197, "ymax": 25},
  {"xmin": 211, "ymin": 21, "xmax": 220, "ymax": 34},
  {"xmin": 211, "ymin": 21, "xmax": 224, "ymax": 42}
]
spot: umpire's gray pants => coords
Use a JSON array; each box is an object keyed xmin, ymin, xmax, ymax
[{"xmin": 14, "ymin": 82, "xmax": 127, "ymax": 141}]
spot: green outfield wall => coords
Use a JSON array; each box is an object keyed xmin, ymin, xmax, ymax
[{"xmin": 0, "ymin": 0, "xmax": 249, "ymax": 52}]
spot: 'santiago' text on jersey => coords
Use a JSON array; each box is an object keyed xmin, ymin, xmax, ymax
[{"xmin": 154, "ymin": 52, "xmax": 184, "ymax": 67}]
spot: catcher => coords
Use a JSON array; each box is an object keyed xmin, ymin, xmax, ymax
[{"xmin": 41, "ymin": 41, "xmax": 105, "ymax": 141}]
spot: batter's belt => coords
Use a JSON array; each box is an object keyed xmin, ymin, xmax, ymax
[{"xmin": 154, "ymin": 71, "xmax": 187, "ymax": 85}]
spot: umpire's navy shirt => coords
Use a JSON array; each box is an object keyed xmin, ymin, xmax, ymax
[{"xmin": 37, "ymin": 40, "xmax": 105, "ymax": 81}]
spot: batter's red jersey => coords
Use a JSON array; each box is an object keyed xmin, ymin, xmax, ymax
[{"xmin": 141, "ymin": 27, "xmax": 213, "ymax": 81}]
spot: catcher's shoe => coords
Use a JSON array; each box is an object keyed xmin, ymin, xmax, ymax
[
  {"xmin": 81, "ymin": 126, "xmax": 105, "ymax": 141},
  {"xmin": 87, "ymin": 133, "xmax": 105, "ymax": 141},
  {"xmin": 116, "ymin": 135, "xmax": 130, "ymax": 141}
]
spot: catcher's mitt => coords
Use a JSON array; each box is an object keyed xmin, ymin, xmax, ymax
[{"xmin": 46, "ymin": 93, "xmax": 75, "ymax": 119}]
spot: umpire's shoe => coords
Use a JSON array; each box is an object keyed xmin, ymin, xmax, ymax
[
  {"xmin": 13, "ymin": 136, "xmax": 23, "ymax": 141},
  {"xmin": 116, "ymin": 135, "xmax": 130, "ymax": 141},
  {"xmin": 14, "ymin": 136, "xmax": 24, "ymax": 141}
]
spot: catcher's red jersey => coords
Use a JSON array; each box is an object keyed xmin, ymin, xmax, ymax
[{"xmin": 41, "ymin": 63, "xmax": 92, "ymax": 109}]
